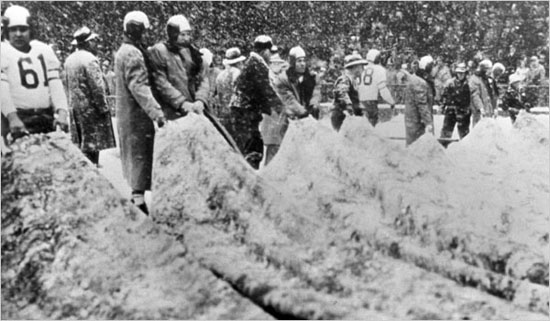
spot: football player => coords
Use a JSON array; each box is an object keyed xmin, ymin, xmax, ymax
[
  {"xmin": 357, "ymin": 49, "xmax": 396, "ymax": 127},
  {"xmin": 1, "ymin": 5, "xmax": 69, "ymax": 139}
]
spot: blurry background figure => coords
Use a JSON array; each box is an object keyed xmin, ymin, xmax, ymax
[
  {"xmin": 64, "ymin": 26, "xmax": 115, "ymax": 166},
  {"xmin": 215, "ymin": 47, "xmax": 245, "ymax": 130},
  {"xmin": 513, "ymin": 56, "xmax": 529, "ymax": 81},
  {"xmin": 431, "ymin": 55, "xmax": 451, "ymax": 105},
  {"xmin": 102, "ymin": 60, "xmax": 116, "ymax": 96},
  {"xmin": 523, "ymin": 55, "xmax": 546, "ymax": 108},
  {"xmin": 358, "ymin": 49, "xmax": 395, "ymax": 127},
  {"xmin": 331, "ymin": 54, "xmax": 366, "ymax": 131},
  {"xmin": 469, "ymin": 59, "xmax": 496, "ymax": 126},
  {"xmin": 502, "ymin": 73, "xmax": 530, "ymax": 124},
  {"xmin": 439, "ymin": 62, "xmax": 471, "ymax": 142},
  {"xmin": 1, "ymin": 5, "xmax": 69, "ymax": 143},
  {"xmin": 404, "ymin": 55, "xmax": 434, "ymax": 146}
]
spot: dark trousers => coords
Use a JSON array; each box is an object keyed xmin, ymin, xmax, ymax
[
  {"xmin": 17, "ymin": 108, "xmax": 55, "ymax": 134},
  {"xmin": 440, "ymin": 107, "xmax": 471, "ymax": 140},
  {"xmin": 230, "ymin": 107, "xmax": 263, "ymax": 169},
  {"xmin": 362, "ymin": 100, "xmax": 379, "ymax": 127}
]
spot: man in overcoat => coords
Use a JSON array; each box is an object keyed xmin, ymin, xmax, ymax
[
  {"xmin": 229, "ymin": 35, "xmax": 284, "ymax": 169},
  {"xmin": 148, "ymin": 15, "xmax": 209, "ymax": 120},
  {"xmin": 404, "ymin": 55, "xmax": 435, "ymax": 146},
  {"xmin": 64, "ymin": 26, "xmax": 116, "ymax": 165},
  {"xmin": 115, "ymin": 11, "xmax": 166, "ymax": 214}
]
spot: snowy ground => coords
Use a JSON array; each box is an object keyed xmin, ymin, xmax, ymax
[{"xmin": 99, "ymin": 107, "xmax": 546, "ymax": 207}]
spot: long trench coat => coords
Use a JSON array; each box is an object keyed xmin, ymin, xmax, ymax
[
  {"xmin": 64, "ymin": 49, "xmax": 116, "ymax": 153},
  {"xmin": 115, "ymin": 38, "xmax": 164, "ymax": 191},
  {"xmin": 404, "ymin": 73, "xmax": 434, "ymax": 145}
]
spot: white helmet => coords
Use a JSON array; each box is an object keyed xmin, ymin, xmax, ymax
[
  {"xmin": 366, "ymin": 49, "xmax": 381, "ymax": 63},
  {"xmin": 289, "ymin": 46, "xmax": 306, "ymax": 59},
  {"xmin": 419, "ymin": 55, "xmax": 434, "ymax": 70},
  {"xmin": 3, "ymin": 5, "xmax": 31, "ymax": 28},
  {"xmin": 167, "ymin": 15, "xmax": 191, "ymax": 32},
  {"xmin": 123, "ymin": 11, "xmax": 150, "ymax": 32},
  {"xmin": 479, "ymin": 59, "xmax": 493, "ymax": 70}
]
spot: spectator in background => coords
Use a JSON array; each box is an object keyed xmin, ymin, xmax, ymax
[
  {"xmin": 386, "ymin": 57, "xmax": 399, "ymax": 103},
  {"xmin": 102, "ymin": 60, "xmax": 116, "ymax": 95},
  {"xmin": 440, "ymin": 62, "xmax": 470, "ymax": 141},
  {"xmin": 469, "ymin": 59, "xmax": 496, "ymax": 126},
  {"xmin": 268, "ymin": 51, "xmax": 286, "ymax": 81},
  {"xmin": 514, "ymin": 56, "xmax": 529, "ymax": 81},
  {"xmin": 502, "ymin": 73, "xmax": 530, "ymax": 123},
  {"xmin": 1, "ymin": 5, "xmax": 69, "ymax": 141},
  {"xmin": 431, "ymin": 55, "xmax": 452, "ymax": 104},
  {"xmin": 64, "ymin": 26, "xmax": 116, "ymax": 166},
  {"xmin": 404, "ymin": 55, "xmax": 435, "ymax": 146},
  {"xmin": 229, "ymin": 35, "xmax": 284, "ymax": 169},
  {"xmin": 147, "ymin": 14, "xmax": 209, "ymax": 121},
  {"xmin": 115, "ymin": 11, "xmax": 166, "ymax": 215},
  {"xmin": 331, "ymin": 54, "xmax": 367, "ymax": 131},
  {"xmin": 215, "ymin": 47, "xmax": 245, "ymax": 129},
  {"xmin": 526, "ymin": 56, "xmax": 546, "ymax": 86},
  {"xmin": 358, "ymin": 49, "xmax": 395, "ymax": 127}
]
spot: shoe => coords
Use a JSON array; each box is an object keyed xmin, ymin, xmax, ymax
[{"xmin": 131, "ymin": 199, "xmax": 149, "ymax": 215}]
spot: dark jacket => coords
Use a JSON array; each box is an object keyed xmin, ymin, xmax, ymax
[
  {"xmin": 64, "ymin": 49, "xmax": 116, "ymax": 153},
  {"xmin": 332, "ymin": 74, "xmax": 361, "ymax": 115},
  {"xmin": 148, "ymin": 42, "xmax": 210, "ymax": 120},
  {"xmin": 115, "ymin": 36, "xmax": 164, "ymax": 191},
  {"xmin": 441, "ymin": 77, "xmax": 470, "ymax": 113}
]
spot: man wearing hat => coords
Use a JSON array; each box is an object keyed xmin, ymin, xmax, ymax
[
  {"xmin": 229, "ymin": 35, "xmax": 284, "ymax": 169},
  {"xmin": 331, "ymin": 53, "xmax": 367, "ymax": 131},
  {"xmin": 524, "ymin": 55, "xmax": 546, "ymax": 108},
  {"xmin": 215, "ymin": 47, "xmax": 245, "ymax": 128},
  {"xmin": 115, "ymin": 11, "xmax": 166, "ymax": 215},
  {"xmin": 404, "ymin": 55, "xmax": 435, "ymax": 146},
  {"xmin": 148, "ymin": 14, "xmax": 209, "ymax": 121},
  {"xmin": 469, "ymin": 59, "xmax": 496, "ymax": 126},
  {"xmin": 1, "ymin": 5, "xmax": 69, "ymax": 141},
  {"xmin": 358, "ymin": 49, "xmax": 396, "ymax": 127},
  {"xmin": 64, "ymin": 26, "xmax": 115, "ymax": 166},
  {"xmin": 439, "ymin": 62, "xmax": 471, "ymax": 142},
  {"xmin": 502, "ymin": 74, "xmax": 530, "ymax": 124}
]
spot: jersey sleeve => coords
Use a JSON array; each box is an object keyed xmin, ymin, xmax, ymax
[{"xmin": 0, "ymin": 47, "xmax": 17, "ymax": 116}]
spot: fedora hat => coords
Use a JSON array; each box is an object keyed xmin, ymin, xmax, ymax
[
  {"xmin": 344, "ymin": 54, "xmax": 367, "ymax": 69},
  {"xmin": 223, "ymin": 47, "xmax": 246, "ymax": 65}
]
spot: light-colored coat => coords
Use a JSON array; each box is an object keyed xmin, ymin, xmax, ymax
[
  {"xmin": 64, "ymin": 49, "xmax": 116, "ymax": 153},
  {"xmin": 115, "ymin": 39, "xmax": 164, "ymax": 191},
  {"xmin": 469, "ymin": 72, "xmax": 495, "ymax": 124},
  {"xmin": 404, "ymin": 73, "xmax": 434, "ymax": 145}
]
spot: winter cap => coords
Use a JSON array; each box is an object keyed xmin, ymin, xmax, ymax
[
  {"xmin": 223, "ymin": 47, "xmax": 245, "ymax": 65},
  {"xmin": 71, "ymin": 26, "xmax": 98, "ymax": 45},
  {"xmin": 479, "ymin": 59, "xmax": 493, "ymax": 70},
  {"xmin": 289, "ymin": 46, "xmax": 306, "ymax": 59},
  {"xmin": 509, "ymin": 73, "xmax": 524, "ymax": 84},
  {"xmin": 530, "ymin": 56, "xmax": 539, "ymax": 62},
  {"xmin": 366, "ymin": 49, "xmax": 381, "ymax": 62},
  {"xmin": 418, "ymin": 55, "xmax": 434, "ymax": 70},
  {"xmin": 200, "ymin": 48, "xmax": 213, "ymax": 67},
  {"xmin": 492, "ymin": 62, "xmax": 505, "ymax": 73},
  {"xmin": 254, "ymin": 35, "xmax": 276, "ymax": 52},
  {"xmin": 344, "ymin": 54, "xmax": 367, "ymax": 69},
  {"xmin": 454, "ymin": 62, "xmax": 467, "ymax": 73},
  {"xmin": 3, "ymin": 5, "xmax": 31, "ymax": 28},
  {"xmin": 167, "ymin": 14, "xmax": 191, "ymax": 33},
  {"xmin": 123, "ymin": 11, "xmax": 150, "ymax": 32},
  {"xmin": 270, "ymin": 53, "xmax": 285, "ymax": 64}
]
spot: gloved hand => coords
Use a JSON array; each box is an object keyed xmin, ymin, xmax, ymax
[
  {"xmin": 191, "ymin": 101, "xmax": 205, "ymax": 115},
  {"xmin": 54, "ymin": 109, "xmax": 69, "ymax": 132},
  {"xmin": 155, "ymin": 115, "xmax": 166, "ymax": 129},
  {"xmin": 6, "ymin": 112, "xmax": 27, "ymax": 136}
]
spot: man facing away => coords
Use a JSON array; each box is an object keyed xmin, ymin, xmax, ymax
[
  {"xmin": 64, "ymin": 26, "xmax": 116, "ymax": 166},
  {"xmin": 358, "ymin": 49, "xmax": 396, "ymax": 127}
]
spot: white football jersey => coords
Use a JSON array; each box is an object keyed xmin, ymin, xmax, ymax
[
  {"xmin": 358, "ymin": 63, "xmax": 388, "ymax": 101},
  {"xmin": 1, "ymin": 40, "xmax": 61, "ymax": 110}
]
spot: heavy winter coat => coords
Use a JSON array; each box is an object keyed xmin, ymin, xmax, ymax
[
  {"xmin": 115, "ymin": 37, "xmax": 164, "ymax": 192},
  {"xmin": 229, "ymin": 52, "xmax": 284, "ymax": 153},
  {"xmin": 273, "ymin": 67, "xmax": 321, "ymax": 118},
  {"xmin": 404, "ymin": 72, "xmax": 434, "ymax": 145},
  {"xmin": 215, "ymin": 66, "xmax": 241, "ymax": 119},
  {"xmin": 148, "ymin": 42, "xmax": 210, "ymax": 120},
  {"xmin": 64, "ymin": 49, "xmax": 116, "ymax": 153},
  {"xmin": 469, "ymin": 72, "xmax": 495, "ymax": 117}
]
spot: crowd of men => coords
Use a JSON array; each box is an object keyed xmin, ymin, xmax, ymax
[{"xmin": 1, "ymin": 6, "xmax": 547, "ymax": 215}]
